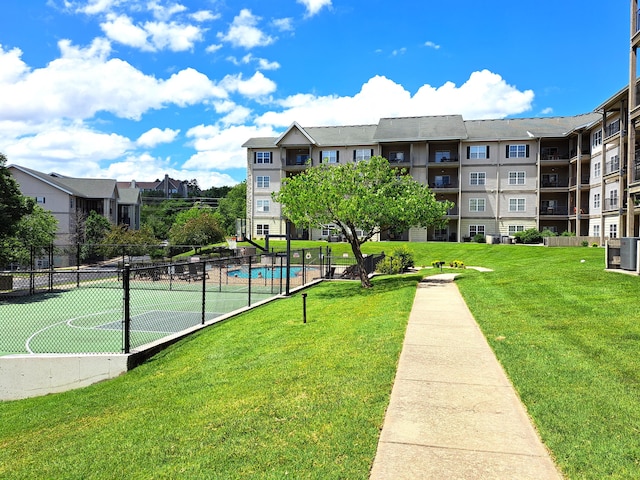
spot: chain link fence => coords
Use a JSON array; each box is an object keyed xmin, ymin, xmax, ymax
[{"xmin": 0, "ymin": 246, "xmax": 329, "ymax": 355}]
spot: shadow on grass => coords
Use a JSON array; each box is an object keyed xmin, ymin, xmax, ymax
[{"xmin": 311, "ymin": 272, "xmax": 425, "ymax": 300}]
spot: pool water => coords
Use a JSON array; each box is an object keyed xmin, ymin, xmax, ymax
[{"xmin": 227, "ymin": 266, "xmax": 304, "ymax": 279}]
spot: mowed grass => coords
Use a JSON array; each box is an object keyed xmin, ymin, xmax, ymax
[
  {"xmin": 1, "ymin": 241, "xmax": 640, "ymax": 478},
  {"xmin": 0, "ymin": 273, "xmax": 420, "ymax": 479}
]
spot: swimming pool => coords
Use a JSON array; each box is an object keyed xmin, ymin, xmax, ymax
[{"xmin": 227, "ymin": 266, "xmax": 306, "ymax": 279}]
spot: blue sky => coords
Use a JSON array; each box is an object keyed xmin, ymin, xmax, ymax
[{"xmin": 0, "ymin": 0, "xmax": 630, "ymax": 188}]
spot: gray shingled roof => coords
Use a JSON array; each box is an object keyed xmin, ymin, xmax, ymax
[
  {"xmin": 304, "ymin": 125, "xmax": 377, "ymax": 146},
  {"xmin": 117, "ymin": 187, "xmax": 141, "ymax": 205},
  {"xmin": 242, "ymin": 137, "xmax": 278, "ymax": 148},
  {"xmin": 374, "ymin": 115, "xmax": 467, "ymax": 142},
  {"xmin": 11, "ymin": 165, "xmax": 118, "ymax": 199},
  {"xmin": 464, "ymin": 113, "xmax": 601, "ymax": 140}
]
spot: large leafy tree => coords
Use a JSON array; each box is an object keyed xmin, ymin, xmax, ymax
[
  {"xmin": 5, "ymin": 205, "xmax": 58, "ymax": 266},
  {"xmin": 168, "ymin": 206, "xmax": 225, "ymax": 248},
  {"xmin": 273, "ymin": 156, "xmax": 452, "ymax": 288},
  {"xmin": 215, "ymin": 181, "xmax": 246, "ymax": 235},
  {"xmin": 0, "ymin": 153, "xmax": 34, "ymax": 240}
]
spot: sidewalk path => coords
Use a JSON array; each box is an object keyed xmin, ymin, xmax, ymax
[{"xmin": 369, "ymin": 274, "xmax": 563, "ymax": 479}]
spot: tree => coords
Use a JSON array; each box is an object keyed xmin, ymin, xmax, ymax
[
  {"xmin": 80, "ymin": 211, "xmax": 111, "ymax": 261},
  {"xmin": 168, "ymin": 207, "xmax": 224, "ymax": 248},
  {"xmin": 100, "ymin": 224, "xmax": 160, "ymax": 258},
  {"xmin": 0, "ymin": 153, "xmax": 34, "ymax": 240},
  {"xmin": 273, "ymin": 156, "xmax": 452, "ymax": 288},
  {"xmin": 216, "ymin": 181, "xmax": 246, "ymax": 235},
  {"xmin": 4, "ymin": 205, "xmax": 58, "ymax": 266}
]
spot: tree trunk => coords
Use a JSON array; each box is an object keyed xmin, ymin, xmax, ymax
[{"xmin": 348, "ymin": 238, "xmax": 372, "ymax": 288}]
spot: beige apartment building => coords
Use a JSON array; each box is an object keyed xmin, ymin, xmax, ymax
[{"xmin": 243, "ymin": 1, "xmax": 640, "ymax": 245}]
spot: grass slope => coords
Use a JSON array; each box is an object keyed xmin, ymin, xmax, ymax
[{"xmin": 0, "ymin": 275, "xmax": 419, "ymax": 479}]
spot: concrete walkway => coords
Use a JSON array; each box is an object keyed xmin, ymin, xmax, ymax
[{"xmin": 369, "ymin": 274, "xmax": 563, "ymax": 480}]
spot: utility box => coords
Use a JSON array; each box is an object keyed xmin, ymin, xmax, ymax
[{"xmin": 619, "ymin": 237, "xmax": 640, "ymax": 271}]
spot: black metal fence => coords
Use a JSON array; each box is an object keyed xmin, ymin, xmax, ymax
[{"xmin": 0, "ymin": 247, "xmax": 328, "ymax": 355}]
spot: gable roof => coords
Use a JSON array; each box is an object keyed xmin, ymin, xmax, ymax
[{"xmin": 9, "ymin": 165, "xmax": 118, "ymax": 199}]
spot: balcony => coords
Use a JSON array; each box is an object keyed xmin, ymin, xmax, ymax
[
  {"xmin": 540, "ymin": 179, "xmax": 569, "ymax": 188},
  {"xmin": 429, "ymin": 180, "xmax": 458, "ymax": 190},
  {"xmin": 603, "ymin": 198, "xmax": 619, "ymax": 212},
  {"xmin": 569, "ymin": 177, "xmax": 590, "ymax": 187},
  {"xmin": 540, "ymin": 205, "xmax": 569, "ymax": 216},
  {"xmin": 284, "ymin": 153, "xmax": 311, "ymax": 170},
  {"xmin": 604, "ymin": 159, "xmax": 620, "ymax": 176}
]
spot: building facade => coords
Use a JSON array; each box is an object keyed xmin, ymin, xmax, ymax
[
  {"xmin": 243, "ymin": 2, "xmax": 640, "ymax": 244},
  {"xmin": 9, "ymin": 165, "xmax": 142, "ymax": 245}
]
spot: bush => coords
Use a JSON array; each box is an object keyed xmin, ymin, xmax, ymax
[
  {"xmin": 473, "ymin": 233, "xmax": 486, "ymax": 243},
  {"xmin": 449, "ymin": 260, "xmax": 465, "ymax": 268},
  {"xmin": 376, "ymin": 256, "xmax": 404, "ymax": 274},
  {"xmin": 581, "ymin": 240, "xmax": 589, "ymax": 247},
  {"xmin": 541, "ymin": 229, "xmax": 558, "ymax": 237},
  {"xmin": 513, "ymin": 228, "xmax": 543, "ymax": 244},
  {"xmin": 377, "ymin": 246, "xmax": 415, "ymax": 275},
  {"xmin": 561, "ymin": 231, "xmax": 576, "ymax": 237}
]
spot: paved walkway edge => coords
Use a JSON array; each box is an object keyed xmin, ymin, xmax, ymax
[{"xmin": 369, "ymin": 276, "xmax": 563, "ymax": 479}]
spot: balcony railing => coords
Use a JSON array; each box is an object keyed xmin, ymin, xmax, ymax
[
  {"xmin": 429, "ymin": 181, "xmax": 459, "ymax": 189},
  {"xmin": 604, "ymin": 198, "xmax": 619, "ymax": 211},
  {"xmin": 634, "ymin": 160, "xmax": 640, "ymax": 182},
  {"xmin": 540, "ymin": 154, "xmax": 569, "ymax": 161},
  {"xmin": 569, "ymin": 148, "xmax": 591, "ymax": 158},
  {"xmin": 605, "ymin": 122, "xmax": 621, "ymax": 138},
  {"xmin": 541, "ymin": 179, "xmax": 569, "ymax": 188},
  {"xmin": 604, "ymin": 159, "xmax": 620, "ymax": 176},
  {"xmin": 429, "ymin": 157, "xmax": 459, "ymax": 163},
  {"xmin": 569, "ymin": 177, "xmax": 590, "ymax": 187},
  {"xmin": 540, "ymin": 206, "xmax": 569, "ymax": 215}
]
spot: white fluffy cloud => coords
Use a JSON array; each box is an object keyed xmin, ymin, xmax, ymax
[
  {"xmin": 220, "ymin": 71, "xmax": 277, "ymax": 98},
  {"xmin": 0, "ymin": 39, "xmax": 226, "ymax": 122},
  {"xmin": 185, "ymin": 124, "xmax": 278, "ymax": 170},
  {"xmin": 256, "ymin": 71, "xmax": 534, "ymax": 128},
  {"xmin": 100, "ymin": 14, "xmax": 204, "ymax": 51},
  {"xmin": 217, "ymin": 9, "xmax": 274, "ymax": 49},
  {"xmin": 137, "ymin": 127, "xmax": 180, "ymax": 148},
  {"xmin": 297, "ymin": 0, "xmax": 332, "ymax": 17}
]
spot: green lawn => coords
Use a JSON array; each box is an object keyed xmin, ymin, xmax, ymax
[{"xmin": 1, "ymin": 242, "xmax": 639, "ymax": 479}]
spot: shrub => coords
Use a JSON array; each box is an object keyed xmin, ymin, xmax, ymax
[
  {"xmin": 376, "ymin": 256, "xmax": 403, "ymax": 274},
  {"xmin": 541, "ymin": 229, "xmax": 558, "ymax": 237},
  {"xmin": 473, "ymin": 233, "xmax": 486, "ymax": 243},
  {"xmin": 592, "ymin": 243, "xmax": 599, "ymax": 247},
  {"xmin": 581, "ymin": 240, "xmax": 589, "ymax": 247},
  {"xmin": 391, "ymin": 245, "xmax": 415, "ymax": 270},
  {"xmin": 513, "ymin": 228, "xmax": 543, "ymax": 244},
  {"xmin": 561, "ymin": 231, "xmax": 576, "ymax": 237},
  {"xmin": 449, "ymin": 260, "xmax": 465, "ymax": 268}
]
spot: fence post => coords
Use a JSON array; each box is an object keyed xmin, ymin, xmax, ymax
[
  {"xmin": 76, "ymin": 243, "xmax": 81, "ymax": 288},
  {"xmin": 201, "ymin": 260, "xmax": 206, "ymax": 325},
  {"xmin": 302, "ymin": 248, "xmax": 306, "ymax": 285},
  {"xmin": 247, "ymin": 254, "xmax": 252, "ymax": 307},
  {"xmin": 123, "ymin": 264, "xmax": 131, "ymax": 354}
]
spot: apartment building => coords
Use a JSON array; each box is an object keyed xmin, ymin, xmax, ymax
[{"xmin": 243, "ymin": 2, "xmax": 640, "ymax": 244}]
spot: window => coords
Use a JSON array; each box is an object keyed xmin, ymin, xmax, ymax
[
  {"xmin": 256, "ymin": 224, "xmax": 269, "ymax": 236},
  {"xmin": 434, "ymin": 175, "xmax": 450, "ymax": 187},
  {"xmin": 470, "ymin": 172, "xmax": 486, "ymax": 185},
  {"xmin": 508, "ymin": 225, "xmax": 525, "ymax": 234},
  {"xmin": 592, "ymin": 130, "xmax": 602, "ymax": 147},
  {"xmin": 254, "ymin": 151, "xmax": 272, "ymax": 164},
  {"xmin": 469, "ymin": 225, "xmax": 485, "ymax": 237},
  {"xmin": 469, "ymin": 198, "xmax": 485, "ymax": 212},
  {"xmin": 435, "ymin": 150, "xmax": 450, "ymax": 162},
  {"xmin": 257, "ymin": 199, "xmax": 270, "ymax": 212},
  {"xmin": 541, "ymin": 147, "xmax": 559, "ymax": 159},
  {"xmin": 506, "ymin": 144, "xmax": 529, "ymax": 158},
  {"xmin": 605, "ymin": 119, "xmax": 620, "ymax": 137},
  {"xmin": 593, "ymin": 224, "xmax": 600, "ymax": 237},
  {"xmin": 509, "ymin": 198, "xmax": 526, "ymax": 212},
  {"xmin": 354, "ymin": 149, "xmax": 373, "ymax": 162},
  {"xmin": 321, "ymin": 150, "xmax": 338, "ymax": 163},
  {"xmin": 256, "ymin": 176, "xmax": 270, "ymax": 188},
  {"xmin": 467, "ymin": 145, "xmax": 489, "ymax": 159},
  {"xmin": 594, "ymin": 162, "xmax": 601, "ymax": 178},
  {"xmin": 35, "ymin": 196, "xmax": 45, "ymax": 204},
  {"xmin": 609, "ymin": 224, "xmax": 618, "ymax": 239},
  {"xmin": 593, "ymin": 193, "xmax": 600, "ymax": 209},
  {"xmin": 389, "ymin": 152, "xmax": 405, "ymax": 162},
  {"xmin": 508, "ymin": 171, "xmax": 525, "ymax": 185}
]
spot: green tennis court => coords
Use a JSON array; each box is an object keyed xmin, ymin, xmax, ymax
[{"xmin": 1, "ymin": 286, "xmax": 274, "ymax": 356}]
